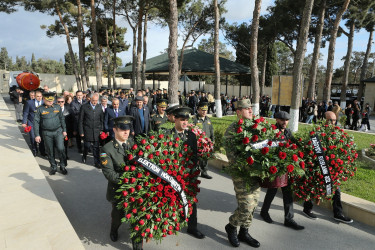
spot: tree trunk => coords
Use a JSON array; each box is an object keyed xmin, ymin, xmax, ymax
[
  {"xmin": 340, "ymin": 21, "xmax": 355, "ymax": 109},
  {"xmin": 214, "ymin": 0, "xmax": 222, "ymax": 117},
  {"xmin": 112, "ymin": 0, "xmax": 117, "ymax": 89},
  {"xmin": 323, "ymin": 0, "xmax": 350, "ymax": 103},
  {"xmin": 132, "ymin": 28, "xmax": 137, "ymax": 89},
  {"xmin": 307, "ymin": 0, "xmax": 325, "ymax": 101},
  {"xmin": 250, "ymin": 0, "xmax": 262, "ymax": 116},
  {"xmin": 142, "ymin": 11, "xmax": 148, "ymax": 90},
  {"xmin": 106, "ymin": 23, "xmax": 111, "ymax": 88},
  {"xmin": 76, "ymin": 0, "xmax": 87, "ymax": 90},
  {"xmin": 167, "ymin": 0, "xmax": 179, "ymax": 106},
  {"xmin": 82, "ymin": 25, "xmax": 90, "ymax": 88},
  {"xmin": 90, "ymin": 0, "xmax": 102, "ymax": 90},
  {"xmin": 358, "ymin": 29, "xmax": 373, "ymax": 101},
  {"xmin": 260, "ymin": 46, "xmax": 267, "ymax": 97},
  {"xmin": 290, "ymin": 0, "xmax": 315, "ymax": 132},
  {"xmin": 136, "ymin": 0, "xmax": 144, "ymax": 91},
  {"xmin": 55, "ymin": 1, "xmax": 81, "ymax": 90}
]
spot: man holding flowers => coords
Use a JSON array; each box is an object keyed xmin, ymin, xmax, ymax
[
  {"xmin": 260, "ymin": 111, "xmax": 304, "ymax": 230},
  {"xmin": 223, "ymin": 99, "xmax": 260, "ymax": 248},
  {"xmin": 169, "ymin": 106, "xmax": 205, "ymax": 240},
  {"xmin": 192, "ymin": 102, "xmax": 214, "ymax": 179},
  {"xmin": 100, "ymin": 116, "xmax": 143, "ymax": 248}
]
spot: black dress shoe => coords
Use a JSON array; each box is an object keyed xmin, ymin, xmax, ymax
[
  {"xmin": 334, "ymin": 214, "xmax": 353, "ymax": 224},
  {"xmin": 284, "ymin": 219, "xmax": 305, "ymax": 230},
  {"xmin": 201, "ymin": 173, "xmax": 213, "ymax": 179},
  {"xmin": 238, "ymin": 227, "xmax": 260, "ymax": 248},
  {"xmin": 303, "ymin": 210, "xmax": 317, "ymax": 220},
  {"xmin": 260, "ymin": 211, "xmax": 273, "ymax": 224},
  {"xmin": 60, "ymin": 167, "xmax": 68, "ymax": 175},
  {"xmin": 110, "ymin": 230, "xmax": 118, "ymax": 242},
  {"xmin": 82, "ymin": 155, "xmax": 86, "ymax": 163},
  {"xmin": 49, "ymin": 169, "xmax": 57, "ymax": 175},
  {"xmin": 225, "ymin": 223, "xmax": 240, "ymax": 247},
  {"xmin": 32, "ymin": 151, "xmax": 37, "ymax": 157},
  {"xmin": 187, "ymin": 228, "xmax": 205, "ymax": 239}
]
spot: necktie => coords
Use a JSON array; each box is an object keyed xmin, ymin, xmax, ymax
[
  {"xmin": 122, "ymin": 143, "xmax": 127, "ymax": 151},
  {"xmin": 37, "ymin": 101, "xmax": 40, "ymax": 107},
  {"xmin": 115, "ymin": 110, "xmax": 118, "ymax": 117}
]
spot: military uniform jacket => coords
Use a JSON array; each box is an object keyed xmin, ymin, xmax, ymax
[
  {"xmin": 151, "ymin": 112, "xmax": 168, "ymax": 131},
  {"xmin": 34, "ymin": 104, "xmax": 66, "ymax": 137},
  {"xmin": 192, "ymin": 115, "xmax": 214, "ymax": 141},
  {"xmin": 168, "ymin": 128, "xmax": 198, "ymax": 167},
  {"xmin": 101, "ymin": 138, "xmax": 134, "ymax": 202},
  {"xmin": 78, "ymin": 102, "xmax": 104, "ymax": 142}
]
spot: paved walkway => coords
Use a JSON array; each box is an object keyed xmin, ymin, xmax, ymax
[{"xmin": 3, "ymin": 96, "xmax": 375, "ymax": 250}]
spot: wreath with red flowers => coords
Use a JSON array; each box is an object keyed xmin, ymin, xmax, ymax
[
  {"xmin": 116, "ymin": 131, "xmax": 201, "ymax": 243},
  {"xmin": 224, "ymin": 117, "xmax": 305, "ymax": 185},
  {"xmin": 187, "ymin": 124, "xmax": 215, "ymax": 161},
  {"xmin": 291, "ymin": 125, "xmax": 358, "ymax": 202}
]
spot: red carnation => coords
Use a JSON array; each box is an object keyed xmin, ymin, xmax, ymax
[
  {"xmin": 148, "ymin": 154, "xmax": 154, "ymax": 159},
  {"xmin": 141, "ymin": 139, "xmax": 146, "ymax": 145},
  {"xmin": 246, "ymin": 156, "xmax": 254, "ymax": 165},
  {"xmin": 145, "ymin": 214, "xmax": 151, "ymax": 220},
  {"xmin": 261, "ymin": 128, "xmax": 267, "ymax": 133},
  {"xmin": 261, "ymin": 147, "xmax": 269, "ymax": 155},
  {"xmin": 132, "ymin": 144, "xmax": 138, "ymax": 150},
  {"xmin": 145, "ymin": 145, "xmax": 151, "ymax": 150},
  {"xmin": 237, "ymin": 127, "xmax": 243, "ymax": 133},
  {"xmin": 159, "ymin": 159, "xmax": 165, "ymax": 164},
  {"xmin": 238, "ymin": 119, "xmax": 244, "ymax": 125},
  {"xmin": 299, "ymin": 161, "xmax": 305, "ymax": 169},
  {"xmin": 139, "ymin": 220, "xmax": 145, "ymax": 225},
  {"xmin": 122, "ymin": 191, "xmax": 128, "ymax": 197},
  {"xmin": 126, "ymin": 213, "xmax": 132, "ymax": 219},
  {"xmin": 128, "ymin": 154, "xmax": 134, "ymax": 160},
  {"xmin": 130, "ymin": 166, "xmax": 136, "ymax": 171},
  {"xmin": 159, "ymin": 134, "xmax": 164, "ymax": 139},
  {"xmin": 287, "ymin": 164, "xmax": 294, "ymax": 173},
  {"xmin": 278, "ymin": 151, "xmax": 287, "ymax": 160},
  {"xmin": 269, "ymin": 166, "xmax": 278, "ymax": 174},
  {"xmin": 292, "ymin": 154, "xmax": 298, "ymax": 162},
  {"xmin": 252, "ymin": 123, "xmax": 258, "ymax": 129},
  {"xmin": 271, "ymin": 124, "xmax": 277, "ymax": 130},
  {"xmin": 243, "ymin": 137, "xmax": 250, "ymax": 144},
  {"xmin": 138, "ymin": 150, "xmax": 144, "ymax": 156},
  {"xmin": 149, "ymin": 135, "xmax": 155, "ymax": 139},
  {"xmin": 298, "ymin": 151, "xmax": 304, "ymax": 159},
  {"xmin": 251, "ymin": 135, "xmax": 259, "ymax": 142},
  {"xmin": 134, "ymin": 226, "xmax": 139, "ymax": 231}
]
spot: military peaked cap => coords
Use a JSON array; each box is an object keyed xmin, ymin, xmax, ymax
[
  {"xmin": 198, "ymin": 102, "xmax": 209, "ymax": 111},
  {"xmin": 114, "ymin": 115, "xmax": 134, "ymax": 130},
  {"xmin": 172, "ymin": 106, "xmax": 192, "ymax": 119}
]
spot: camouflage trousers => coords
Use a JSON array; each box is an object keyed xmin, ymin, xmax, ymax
[{"xmin": 229, "ymin": 176, "xmax": 260, "ymax": 228}]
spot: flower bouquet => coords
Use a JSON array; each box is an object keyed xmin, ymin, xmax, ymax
[
  {"xmin": 224, "ymin": 117, "xmax": 305, "ymax": 185},
  {"xmin": 24, "ymin": 125, "xmax": 32, "ymax": 133},
  {"xmin": 187, "ymin": 124, "xmax": 214, "ymax": 161},
  {"xmin": 116, "ymin": 131, "xmax": 201, "ymax": 243},
  {"xmin": 291, "ymin": 125, "xmax": 358, "ymax": 202}
]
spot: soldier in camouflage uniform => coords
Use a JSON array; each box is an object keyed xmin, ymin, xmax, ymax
[
  {"xmin": 192, "ymin": 102, "xmax": 214, "ymax": 179},
  {"xmin": 150, "ymin": 99, "xmax": 168, "ymax": 131},
  {"xmin": 224, "ymin": 99, "xmax": 260, "ymax": 248},
  {"xmin": 34, "ymin": 92, "xmax": 67, "ymax": 175}
]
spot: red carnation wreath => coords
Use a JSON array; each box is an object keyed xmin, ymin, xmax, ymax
[
  {"xmin": 116, "ymin": 131, "xmax": 201, "ymax": 243},
  {"xmin": 291, "ymin": 124, "xmax": 358, "ymax": 202},
  {"xmin": 224, "ymin": 117, "xmax": 305, "ymax": 185}
]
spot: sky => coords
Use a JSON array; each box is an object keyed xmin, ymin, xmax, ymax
[{"xmin": 0, "ymin": 0, "xmax": 373, "ymax": 71}]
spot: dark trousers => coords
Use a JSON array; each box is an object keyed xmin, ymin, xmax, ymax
[
  {"xmin": 303, "ymin": 188, "xmax": 343, "ymax": 216},
  {"xmin": 261, "ymin": 185, "xmax": 294, "ymax": 221},
  {"xmin": 29, "ymin": 125, "xmax": 45, "ymax": 155},
  {"xmin": 188, "ymin": 203, "xmax": 197, "ymax": 230},
  {"xmin": 208, "ymin": 103, "xmax": 215, "ymax": 114},
  {"xmin": 199, "ymin": 160, "xmax": 209, "ymax": 175},
  {"xmin": 42, "ymin": 128, "xmax": 66, "ymax": 169},
  {"xmin": 111, "ymin": 203, "xmax": 124, "ymax": 232},
  {"xmin": 75, "ymin": 133, "xmax": 82, "ymax": 151},
  {"xmin": 352, "ymin": 117, "xmax": 359, "ymax": 130},
  {"xmin": 83, "ymin": 140, "xmax": 100, "ymax": 165}
]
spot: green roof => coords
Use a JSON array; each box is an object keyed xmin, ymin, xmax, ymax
[{"xmin": 117, "ymin": 48, "xmax": 250, "ymax": 76}]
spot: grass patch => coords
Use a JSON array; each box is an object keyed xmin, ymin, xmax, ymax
[{"xmin": 210, "ymin": 115, "xmax": 375, "ymax": 203}]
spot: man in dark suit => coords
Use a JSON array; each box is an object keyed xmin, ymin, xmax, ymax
[
  {"xmin": 104, "ymin": 98, "xmax": 126, "ymax": 140},
  {"xmin": 128, "ymin": 96, "xmax": 150, "ymax": 137},
  {"xmin": 22, "ymin": 91, "xmax": 45, "ymax": 156},
  {"xmin": 79, "ymin": 93, "xmax": 104, "ymax": 168},
  {"xmin": 70, "ymin": 90, "xmax": 86, "ymax": 153},
  {"xmin": 57, "ymin": 96, "xmax": 74, "ymax": 163}
]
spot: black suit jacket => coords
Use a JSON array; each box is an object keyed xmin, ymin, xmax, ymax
[
  {"xmin": 129, "ymin": 106, "xmax": 150, "ymax": 136},
  {"xmin": 22, "ymin": 99, "xmax": 42, "ymax": 126},
  {"xmin": 78, "ymin": 102, "xmax": 104, "ymax": 142},
  {"xmin": 70, "ymin": 99, "xmax": 87, "ymax": 132},
  {"xmin": 104, "ymin": 107, "xmax": 127, "ymax": 138}
]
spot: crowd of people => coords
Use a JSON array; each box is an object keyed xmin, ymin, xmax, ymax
[
  {"xmin": 299, "ymin": 97, "xmax": 372, "ymax": 131},
  {"xmin": 9, "ymin": 85, "xmax": 363, "ymax": 249}
]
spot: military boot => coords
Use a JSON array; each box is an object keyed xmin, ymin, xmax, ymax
[
  {"xmin": 131, "ymin": 239, "xmax": 143, "ymax": 250},
  {"xmin": 225, "ymin": 223, "xmax": 240, "ymax": 247},
  {"xmin": 238, "ymin": 227, "xmax": 260, "ymax": 248}
]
